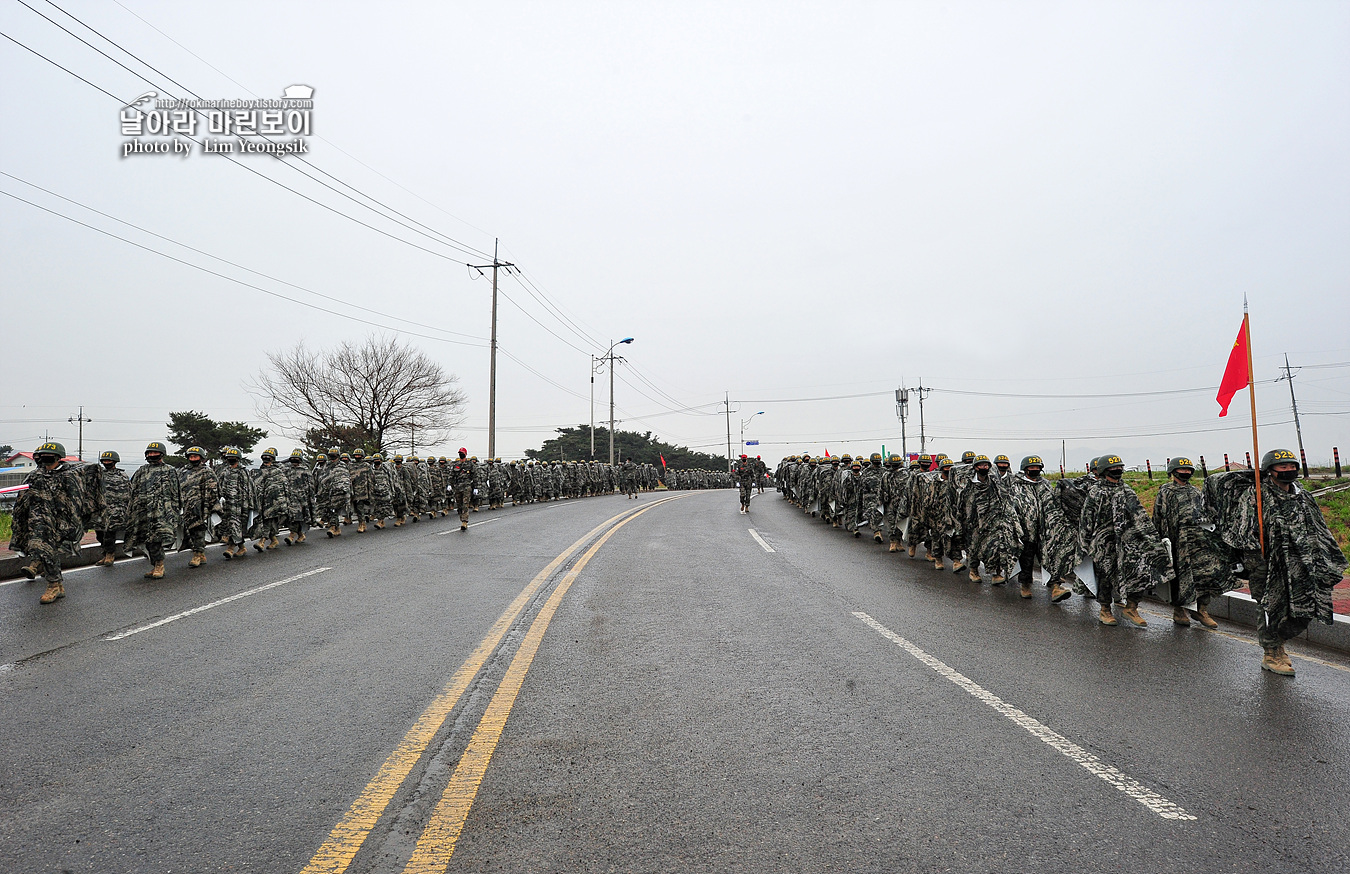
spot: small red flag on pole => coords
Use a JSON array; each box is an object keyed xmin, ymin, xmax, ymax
[{"xmin": 1216, "ymin": 318, "xmax": 1250, "ymax": 417}]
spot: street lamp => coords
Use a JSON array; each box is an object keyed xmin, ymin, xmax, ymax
[
  {"xmin": 593, "ymin": 338, "xmax": 634, "ymax": 465},
  {"xmin": 740, "ymin": 410, "xmax": 765, "ymax": 457}
]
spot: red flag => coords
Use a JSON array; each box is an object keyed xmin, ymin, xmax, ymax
[
  {"xmin": 1216, "ymin": 318, "xmax": 1250, "ymax": 417},
  {"xmin": 659, "ymin": 454, "xmax": 666, "ymax": 468},
  {"xmin": 823, "ymin": 448, "xmax": 830, "ymax": 457}
]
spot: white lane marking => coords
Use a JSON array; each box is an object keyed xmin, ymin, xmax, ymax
[
  {"xmin": 104, "ymin": 568, "xmax": 331, "ymax": 641},
  {"xmin": 853, "ymin": 611, "xmax": 1197, "ymax": 822},
  {"xmin": 748, "ymin": 528, "xmax": 775, "ymax": 553},
  {"xmin": 436, "ymin": 516, "xmax": 503, "ymax": 535}
]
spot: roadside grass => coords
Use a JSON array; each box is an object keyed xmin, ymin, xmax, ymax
[{"xmin": 0, "ymin": 510, "xmax": 10, "ymax": 544}]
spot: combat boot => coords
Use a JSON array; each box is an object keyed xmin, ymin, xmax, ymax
[
  {"xmin": 268, "ymin": 537, "xmax": 279, "ymax": 549},
  {"xmin": 1195, "ymin": 603, "xmax": 1218, "ymax": 629},
  {"xmin": 357, "ymin": 521, "xmax": 367, "ymax": 533},
  {"xmin": 1121, "ymin": 599, "xmax": 1147, "ymax": 627},
  {"xmin": 343, "ymin": 515, "xmax": 352, "ymax": 526},
  {"xmin": 951, "ymin": 559, "xmax": 966, "ymax": 573},
  {"xmin": 394, "ymin": 515, "xmax": 405, "ymax": 527},
  {"xmin": 1172, "ymin": 605, "xmax": 1192, "ymax": 626},
  {"xmin": 990, "ymin": 573, "xmax": 1006, "ymax": 584},
  {"xmin": 460, "ymin": 521, "xmax": 468, "ymax": 532},
  {"xmin": 889, "ymin": 542, "xmax": 900, "ymax": 553},
  {"xmin": 873, "ymin": 531, "xmax": 884, "ymax": 543},
  {"xmin": 853, "ymin": 530, "xmax": 861, "ymax": 538},
  {"xmin": 144, "ymin": 561, "xmax": 165, "ymax": 580},
  {"xmin": 969, "ymin": 569, "xmax": 982, "ymax": 583},
  {"xmin": 296, "ymin": 532, "xmax": 306, "ymax": 543},
  {"xmin": 94, "ymin": 553, "xmax": 113, "ymax": 567},
  {"xmin": 39, "ymin": 581, "xmax": 64, "ymax": 604},
  {"xmin": 20, "ymin": 561, "xmax": 40, "ymax": 580},
  {"xmin": 1098, "ymin": 605, "xmax": 1118, "ymax": 626},
  {"xmin": 233, "ymin": 545, "xmax": 248, "ymax": 558},
  {"xmin": 1262, "ymin": 646, "xmax": 1295, "ymax": 676},
  {"xmin": 907, "ymin": 544, "xmax": 917, "ymax": 558},
  {"xmin": 411, "ymin": 514, "xmax": 419, "ymax": 523},
  {"xmin": 1020, "ymin": 582, "xmax": 1033, "ymax": 599},
  {"xmin": 188, "ymin": 551, "xmax": 205, "ymax": 568},
  {"xmin": 253, "ymin": 540, "xmax": 265, "ymax": 552},
  {"xmin": 1050, "ymin": 583, "xmax": 1072, "ymax": 603},
  {"xmin": 375, "ymin": 519, "xmax": 385, "ymax": 529}
]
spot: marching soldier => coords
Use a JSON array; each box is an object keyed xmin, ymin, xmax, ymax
[
  {"xmin": 12, "ymin": 442, "xmax": 84, "ymax": 603},
  {"xmin": 217, "ymin": 447, "xmax": 255, "ymax": 559},
  {"xmin": 448, "ymin": 448, "xmax": 475, "ymax": 531},
  {"xmin": 94, "ymin": 449, "xmax": 131, "ymax": 566},
  {"xmin": 1078, "ymin": 455, "xmax": 1173, "ymax": 627},
  {"xmin": 1151, "ymin": 456, "xmax": 1236, "ymax": 627},
  {"xmin": 127, "ymin": 441, "xmax": 182, "ymax": 580},
  {"xmin": 178, "ymin": 446, "xmax": 219, "ymax": 568}
]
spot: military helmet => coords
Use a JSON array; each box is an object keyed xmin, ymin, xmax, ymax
[
  {"xmin": 887, "ymin": 454, "xmax": 902, "ymax": 466},
  {"xmin": 936, "ymin": 453, "xmax": 950, "ymax": 463},
  {"xmin": 99, "ymin": 449, "xmax": 120, "ymax": 463},
  {"xmin": 939, "ymin": 457, "xmax": 955, "ymax": 471},
  {"xmin": 1089, "ymin": 456, "xmax": 1102, "ymax": 474},
  {"xmin": 1020, "ymin": 455, "xmax": 1044, "ymax": 471},
  {"xmin": 223, "ymin": 447, "xmax": 242, "ymax": 461},
  {"xmin": 35, "ymin": 441, "xmax": 66, "ymax": 459},
  {"xmin": 314, "ymin": 454, "xmax": 325, "ymax": 463},
  {"xmin": 1260, "ymin": 448, "xmax": 1298, "ymax": 472},
  {"xmin": 370, "ymin": 452, "xmax": 383, "ymax": 462},
  {"xmin": 1095, "ymin": 454, "xmax": 1125, "ymax": 476},
  {"xmin": 918, "ymin": 453, "xmax": 932, "ymax": 466},
  {"xmin": 145, "ymin": 441, "xmax": 167, "ymax": 457},
  {"xmin": 440, "ymin": 456, "xmax": 448, "ymax": 463},
  {"xmin": 973, "ymin": 454, "xmax": 991, "ymax": 466},
  {"xmin": 327, "ymin": 446, "xmax": 340, "ymax": 458},
  {"xmin": 1167, "ymin": 456, "xmax": 1195, "ymax": 475},
  {"xmin": 870, "ymin": 452, "xmax": 882, "ymax": 464},
  {"xmin": 994, "ymin": 454, "xmax": 1010, "ymax": 465},
  {"xmin": 392, "ymin": 454, "xmax": 404, "ymax": 463},
  {"xmin": 353, "ymin": 448, "xmax": 365, "ymax": 459},
  {"xmin": 409, "ymin": 455, "xmax": 420, "ymax": 463},
  {"xmin": 961, "ymin": 450, "xmax": 976, "ymax": 464},
  {"xmin": 184, "ymin": 445, "xmax": 205, "ymax": 459},
  {"xmin": 840, "ymin": 453, "xmax": 852, "ymax": 462},
  {"xmin": 290, "ymin": 448, "xmax": 305, "ymax": 458},
  {"xmin": 340, "ymin": 452, "xmax": 351, "ymax": 462},
  {"xmin": 469, "ymin": 456, "xmax": 478, "ymax": 462},
  {"xmin": 261, "ymin": 447, "xmax": 277, "ymax": 460},
  {"xmin": 851, "ymin": 460, "xmax": 862, "ymax": 469}
]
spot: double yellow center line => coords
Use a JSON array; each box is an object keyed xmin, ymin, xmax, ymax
[{"xmin": 301, "ymin": 495, "xmax": 682, "ymax": 874}]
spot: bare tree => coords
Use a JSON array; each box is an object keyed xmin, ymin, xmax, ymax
[{"xmin": 251, "ymin": 335, "xmax": 467, "ymax": 453}]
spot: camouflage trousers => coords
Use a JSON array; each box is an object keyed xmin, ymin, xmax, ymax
[
  {"xmin": 1243, "ymin": 549, "xmax": 1307, "ymax": 648},
  {"xmin": 24, "ymin": 535, "xmax": 64, "ymax": 583},
  {"xmin": 217, "ymin": 512, "xmax": 249, "ymax": 546},
  {"xmin": 96, "ymin": 527, "xmax": 125, "ymax": 557},
  {"xmin": 352, "ymin": 499, "xmax": 373, "ymax": 523},
  {"xmin": 185, "ymin": 523, "xmax": 209, "ymax": 552},
  {"xmin": 450, "ymin": 484, "xmax": 472, "ymax": 524},
  {"xmin": 739, "ymin": 483, "xmax": 752, "ymax": 507}
]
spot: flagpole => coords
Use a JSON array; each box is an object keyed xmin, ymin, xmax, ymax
[{"xmin": 1244, "ymin": 306, "xmax": 1266, "ymax": 555}]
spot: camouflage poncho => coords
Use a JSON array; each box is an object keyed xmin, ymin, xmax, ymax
[
  {"xmin": 9, "ymin": 461, "xmax": 85, "ymax": 556},
  {"xmin": 1078, "ymin": 479, "xmax": 1173, "ymax": 598},
  {"xmin": 1008, "ymin": 472, "xmax": 1082, "ymax": 582},
  {"xmin": 97, "ymin": 464, "xmax": 131, "ymax": 531},
  {"xmin": 251, "ymin": 463, "xmax": 291, "ymax": 522},
  {"xmin": 177, "ymin": 462, "xmax": 220, "ymax": 532},
  {"xmin": 962, "ymin": 473, "xmax": 1023, "ymax": 577},
  {"xmin": 283, "ymin": 463, "xmax": 316, "ymax": 525},
  {"xmin": 1205, "ymin": 471, "xmax": 1347, "ymax": 627},
  {"xmin": 369, "ymin": 461, "xmax": 396, "ymax": 518},
  {"xmin": 1151, "ymin": 479, "xmax": 1237, "ymax": 605},
  {"xmin": 127, "ymin": 462, "xmax": 183, "ymax": 551}
]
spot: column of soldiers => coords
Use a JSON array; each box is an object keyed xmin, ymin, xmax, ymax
[
  {"xmin": 9, "ymin": 441, "xmax": 684, "ymax": 603},
  {"xmin": 776, "ymin": 447, "xmax": 1345, "ymax": 677}
]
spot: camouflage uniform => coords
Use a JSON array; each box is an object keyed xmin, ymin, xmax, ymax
[
  {"xmin": 880, "ymin": 460, "xmax": 912, "ymax": 549},
  {"xmin": 95, "ymin": 454, "xmax": 131, "ymax": 561},
  {"xmin": 349, "ymin": 453, "xmax": 374, "ymax": 531},
  {"xmin": 412, "ymin": 458, "xmax": 433, "ymax": 518},
  {"xmin": 1079, "ymin": 477, "xmax": 1173, "ymax": 609},
  {"xmin": 177, "ymin": 456, "xmax": 220, "ymax": 557},
  {"xmin": 283, "ymin": 453, "xmax": 317, "ymax": 543},
  {"xmin": 319, "ymin": 451, "xmax": 352, "ymax": 536},
  {"xmin": 734, "ymin": 457, "xmax": 755, "ymax": 511},
  {"xmin": 369, "ymin": 456, "xmax": 396, "ymax": 525},
  {"xmin": 398, "ymin": 457, "xmax": 423, "ymax": 521},
  {"xmin": 838, "ymin": 463, "xmax": 862, "ymax": 535},
  {"xmin": 858, "ymin": 459, "xmax": 884, "ymax": 541},
  {"xmin": 1152, "ymin": 479, "xmax": 1237, "ymax": 609},
  {"xmin": 471, "ymin": 458, "xmax": 488, "ymax": 509},
  {"xmin": 11, "ymin": 448, "xmax": 85, "ymax": 600},
  {"xmin": 1206, "ymin": 470, "xmax": 1347, "ymax": 649},
  {"xmin": 250, "ymin": 455, "xmax": 290, "ymax": 549},
  {"xmin": 1008, "ymin": 470, "xmax": 1080, "ymax": 595},
  {"xmin": 621, "ymin": 460, "xmax": 638, "ymax": 498},
  {"xmin": 487, "ymin": 460, "xmax": 507, "ymax": 509},
  {"xmin": 216, "ymin": 454, "xmax": 256, "ymax": 553},
  {"xmin": 448, "ymin": 452, "xmax": 475, "ymax": 528},
  {"xmin": 127, "ymin": 455, "xmax": 182, "ymax": 571},
  {"xmin": 962, "ymin": 467, "xmax": 1022, "ymax": 581}
]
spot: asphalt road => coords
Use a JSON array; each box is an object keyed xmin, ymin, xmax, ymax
[{"xmin": 2, "ymin": 489, "xmax": 1348, "ymax": 873}]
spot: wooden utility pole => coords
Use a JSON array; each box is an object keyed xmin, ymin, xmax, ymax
[{"xmin": 67, "ymin": 406, "xmax": 91, "ymax": 460}]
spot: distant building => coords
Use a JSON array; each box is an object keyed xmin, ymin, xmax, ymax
[{"xmin": 5, "ymin": 451, "xmax": 82, "ymax": 469}]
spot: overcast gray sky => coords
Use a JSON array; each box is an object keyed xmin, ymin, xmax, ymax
[{"xmin": 3, "ymin": 1, "xmax": 1347, "ymax": 470}]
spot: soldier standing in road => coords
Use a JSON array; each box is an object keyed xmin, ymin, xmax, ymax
[
  {"xmin": 1151, "ymin": 456, "xmax": 1236, "ymax": 628},
  {"xmin": 880, "ymin": 455, "xmax": 910, "ymax": 553},
  {"xmin": 217, "ymin": 447, "xmax": 255, "ymax": 559},
  {"xmin": 1078, "ymin": 454, "xmax": 1173, "ymax": 627},
  {"xmin": 283, "ymin": 449, "xmax": 316, "ymax": 544},
  {"xmin": 448, "ymin": 448, "xmax": 475, "ymax": 531},
  {"xmin": 962, "ymin": 454, "xmax": 1022, "ymax": 584},
  {"xmin": 1205, "ymin": 448, "xmax": 1347, "ymax": 676},
  {"xmin": 178, "ymin": 446, "xmax": 219, "ymax": 568},
  {"xmin": 735, "ymin": 454, "xmax": 755, "ymax": 513},
  {"xmin": 1007, "ymin": 455, "xmax": 1076, "ymax": 603},
  {"xmin": 251, "ymin": 448, "xmax": 289, "ymax": 551},
  {"xmin": 349, "ymin": 448, "xmax": 374, "ymax": 533},
  {"xmin": 320, "ymin": 447, "xmax": 352, "ymax": 537},
  {"xmin": 94, "ymin": 449, "xmax": 131, "ymax": 566},
  {"xmin": 127, "ymin": 441, "xmax": 182, "ymax": 580},
  {"xmin": 369, "ymin": 453, "xmax": 396, "ymax": 528},
  {"xmin": 12, "ymin": 442, "xmax": 84, "ymax": 603},
  {"xmin": 390, "ymin": 455, "xmax": 410, "ymax": 525},
  {"xmin": 860, "ymin": 453, "xmax": 885, "ymax": 543}
]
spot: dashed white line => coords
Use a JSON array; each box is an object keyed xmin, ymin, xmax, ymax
[
  {"xmin": 104, "ymin": 568, "xmax": 331, "ymax": 641},
  {"xmin": 748, "ymin": 528, "xmax": 775, "ymax": 553},
  {"xmin": 853, "ymin": 610, "xmax": 1197, "ymax": 822}
]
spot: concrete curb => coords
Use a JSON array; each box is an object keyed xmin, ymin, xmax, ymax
[
  {"xmin": 0, "ymin": 541, "xmax": 123, "ymax": 579},
  {"xmin": 1192, "ymin": 589, "xmax": 1350, "ymax": 652}
]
